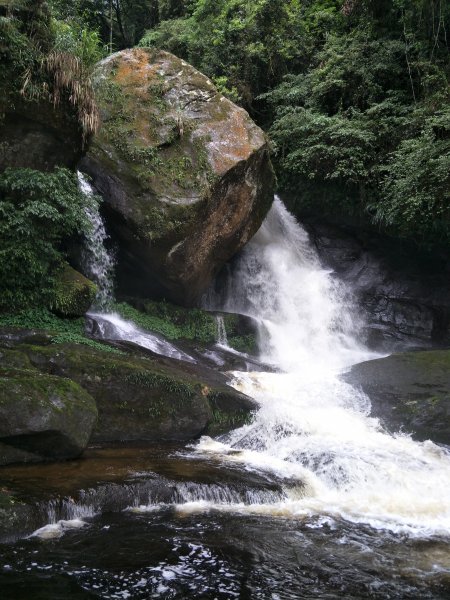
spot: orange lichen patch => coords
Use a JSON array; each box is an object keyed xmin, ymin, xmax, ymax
[
  {"xmin": 201, "ymin": 109, "xmax": 256, "ymax": 176},
  {"xmin": 115, "ymin": 49, "xmax": 159, "ymax": 91}
]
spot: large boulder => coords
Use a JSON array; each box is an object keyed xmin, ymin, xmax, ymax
[
  {"xmin": 80, "ymin": 48, "xmax": 275, "ymax": 305},
  {"xmin": 0, "ymin": 365, "xmax": 98, "ymax": 465},
  {"xmin": 49, "ymin": 264, "xmax": 97, "ymax": 318},
  {"xmin": 0, "ymin": 329, "xmax": 256, "ymax": 447},
  {"xmin": 343, "ymin": 350, "xmax": 450, "ymax": 444}
]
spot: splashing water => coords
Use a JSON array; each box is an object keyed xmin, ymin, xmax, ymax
[
  {"xmin": 192, "ymin": 198, "xmax": 450, "ymax": 535},
  {"xmin": 79, "ymin": 171, "xmax": 195, "ymax": 363},
  {"xmin": 78, "ymin": 171, "xmax": 115, "ymax": 309}
]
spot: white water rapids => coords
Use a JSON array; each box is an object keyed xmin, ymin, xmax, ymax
[
  {"xmin": 78, "ymin": 175, "xmax": 450, "ymax": 538},
  {"xmin": 173, "ymin": 198, "xmax": 450, "ymax": 536}
]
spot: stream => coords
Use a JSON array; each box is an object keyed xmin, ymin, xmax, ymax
[{"xmin": 0, "ymin": 191, "xmax": 449, "ymax": 598}]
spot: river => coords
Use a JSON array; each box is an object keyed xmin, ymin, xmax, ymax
[{"xmin": 0, "ymin": 194, "xmax": 449, "ymax": 598}]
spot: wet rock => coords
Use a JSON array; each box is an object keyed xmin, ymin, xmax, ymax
[
  {"xmin": 0, "ymin": 102, "xmax": 84, "ymax": 172},
  {"xmin": 50, "ymin": 264, "xmax": 97, "ymax": 318},
  {"xmin": 305, "ymin": 221, "xmax": 450, "ymax": 349},
  {"xmin": 81, "ymin": 48, "xmax": 274, "ymax": 305},
  {"xmin": 343, "ymin": 350, "xmax": 450, "ymax": 444},
  {"xmin": 0, "ymin": 364, "xmax": 98, "ymax": 465},
  {"xmin": 0, "ymin": 332, "xmax": 256, "ymax": 445}
]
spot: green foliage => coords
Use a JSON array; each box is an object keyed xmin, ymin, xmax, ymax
[
  {"xmin": 139, "ymin": 0, "xmax": 306, "ymax": 106},
  {"xmin": 48, "ymin": 0, "xmax": 161, "ymax": 50},
  {"xmin": 114, "ymin": 301, "xmax": 217, "ymax": 343},
  {"xmin": 0, "ymin": 168, "xmax": 96, "ymax": 311},
  {"xmin": 264, "ymin": 0, "xmax": 450, "ymax": 248},
  {"xmin": 0, "ymin": 308, "xmax": 122, "ymax": 353},
  {"xmin": 374, "ymin": 108, "xmax": 450, "ymax": 246},
  {"xmin": 52, "ymin": 18, "xmax": 106, "ymax": 70}
]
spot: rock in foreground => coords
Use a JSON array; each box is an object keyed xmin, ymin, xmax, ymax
[
  {"xmin": 343, "ymin": 350, "xmax": 450, "ymax": 444},
  {"xmin": 0, "ymin": 326, "xmax": 256, "ymax": 465},
  {"xmin": 0, "ymin": 366, "xmax": 97, "ymax": 465},
  {"xmin": 81, "ymin": 48, "xmax": 275, "ymax": 305}
]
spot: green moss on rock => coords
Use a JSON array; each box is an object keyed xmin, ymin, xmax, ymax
[
  {"xmin": 50, "ymin": 264, "xmax": 97, "ymax": 318},
  {"xmin": 0, "ymin": 366, "xmax": 98, "ymax": 464},
  {"xmin": 114, "ymin": 299, "xmax": 257, "ymax": 354}
]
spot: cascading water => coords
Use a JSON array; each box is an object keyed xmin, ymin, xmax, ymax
[
  {"xmin": 78, "ymin": 171, "xmax": 194, "ymax": 363},
  {"xmin": 2, "ymin": 196, "xmax": 450, "ymax": 598},
  {"xmin": 78, "ymin": 172, "xmax": 115, "ymax": 309},
  {"xmin": 176, "ymin": 197, "xmax": 450, "ymax": 535}
]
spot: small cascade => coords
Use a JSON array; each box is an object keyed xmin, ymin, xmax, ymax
[
  {"xmin": 87, "ymin": 312, "xmax": 195, "ymax": 363},
  {"xmin": 78, "ymin": 172, "xmax": 115, "ymax": 309},
  {"xmin": 215, "ymin": 315, "xmax": 229, "ymax": 347},
  {"xmin": 78, "ymin": 171, "xmax": 194, "ymax": 363}
]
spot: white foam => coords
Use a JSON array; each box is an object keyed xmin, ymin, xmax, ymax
[
  {"xmin": 197, "ymin": 199, "xmax": 450, "ymax": 535},
  {"xmin": 31, "ymin": 519, "xmax": 86, "ymax": 540}
]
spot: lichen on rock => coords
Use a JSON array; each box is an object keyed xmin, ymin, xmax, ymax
[{"xmin": 81, "ymin": 48, "xmax": 275, "ymax": 305}]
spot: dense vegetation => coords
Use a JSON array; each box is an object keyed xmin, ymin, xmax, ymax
[
  {"xmin": 137, "ymin": 0, "xmax": 450, "ymax": 250},
  {"xmin": 0, "ymin": 168, "xmax": 96, "ymax": 310},
  {"xmin": 0, "ymin": 0, "xmax": 449, "ymax": 317}
]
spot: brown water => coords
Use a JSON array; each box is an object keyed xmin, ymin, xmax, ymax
[{"xmin": 1, "ymin": 444, "xmax": 449, "ymax": 599}]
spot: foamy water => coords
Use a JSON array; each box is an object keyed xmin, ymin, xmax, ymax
[{"xmin": 186, "ymin": 198, "xmax": 450, "ymax": 535}]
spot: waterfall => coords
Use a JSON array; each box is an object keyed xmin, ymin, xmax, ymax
[
  {"xmin": 78, "ymin": 171, "xmax": 194, "ymax": 363},
  {"xmin": 215, "ymin": 315, "xmax": 229, "ymax": 347},
  {"xmin": 78, "ymin": 172, "xmax": 115, "ymax": 309},
  {"xmin": 206, "ymin": 197, "xmax": 371, "ymax": 371},
  {"xmin": 193, "ymin": 198, "xmax": 450, "ymax": 535}
]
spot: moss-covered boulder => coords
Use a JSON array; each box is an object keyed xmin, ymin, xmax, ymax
[
  {"xmin": 0, "ymin": 363, "xmax": 98, "ymax": 465},
  {"xmin": 343, "ymin": 350, "xmax": 450, "ymax": 444},
  {"xmin": 80, "ymin": 48, "xmax": 275, "ymax": 305},
  {"xmin": 49, "ymin": 264, "xmax": 97, "ymax": 318},
  {"xmin": 0, "ymin": 332, "xmax": 256, "ymax": 445}
]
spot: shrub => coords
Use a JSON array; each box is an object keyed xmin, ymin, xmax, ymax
[{"xmin": 0, "ymin": 168, "xmax": 97, "ymax": 311}]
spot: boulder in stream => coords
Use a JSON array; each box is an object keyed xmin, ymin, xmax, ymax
[
  {"xmin": 81, "ymin": 48, "xmax": 275, "ymax": 305},
  {"xmin": 0, "ymin": 328, "xmax": 256, "ymax": 453},
  {"xmin": 343, "ymin": 350, "xmax": 450, "ymax": 445},
  {"xmin": 0, "ymin": 364, "xmax": 98, "ymax": 465}
]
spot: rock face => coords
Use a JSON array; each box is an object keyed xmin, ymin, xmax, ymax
[
  {"xmin": 0, "ymin": 101, "xmax": 84, "ymax": 172},
  {"xmin": 343, "ymin": 350, "xmax": 450, "ymax": 445},
  {"xmin": 305, "ymin": 221, "xmax": 450, "ymax": 349},
  {"xmin": 0, "ymin": 365, "xmax": 98, "ymax": 465},
  {"xmin": 81, "ymin": 48, "xmax": 275, "ymax": 305},
  {"xmin": 0, "ymin": 326, "xmax": 256, "ymax": 463}
]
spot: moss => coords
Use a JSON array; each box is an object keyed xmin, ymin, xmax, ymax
[
  {"xmin": 91, "ymin": 48, "xmax": 218, "ymax": 205},
  {"xmin": 0, "ymin": 308, "xmax": 122, "ymax": 354},
  {"xmin": 124, "ymin": 370, "xmax": 196, "ymax": 402},
  {"xmin": 115, "ymin": 300, "xmax": 217, "ymax": 343},
  {"xmin": 114, "ymin": 300, "xmax": 257, "ymax": 353},
  {"xmin": 49, "ymin": 264, "xmax": 97, "ymax": 318},
  {"xmin": 0, "ymin": 348, "xmax": 35, "ymax": 371}
]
